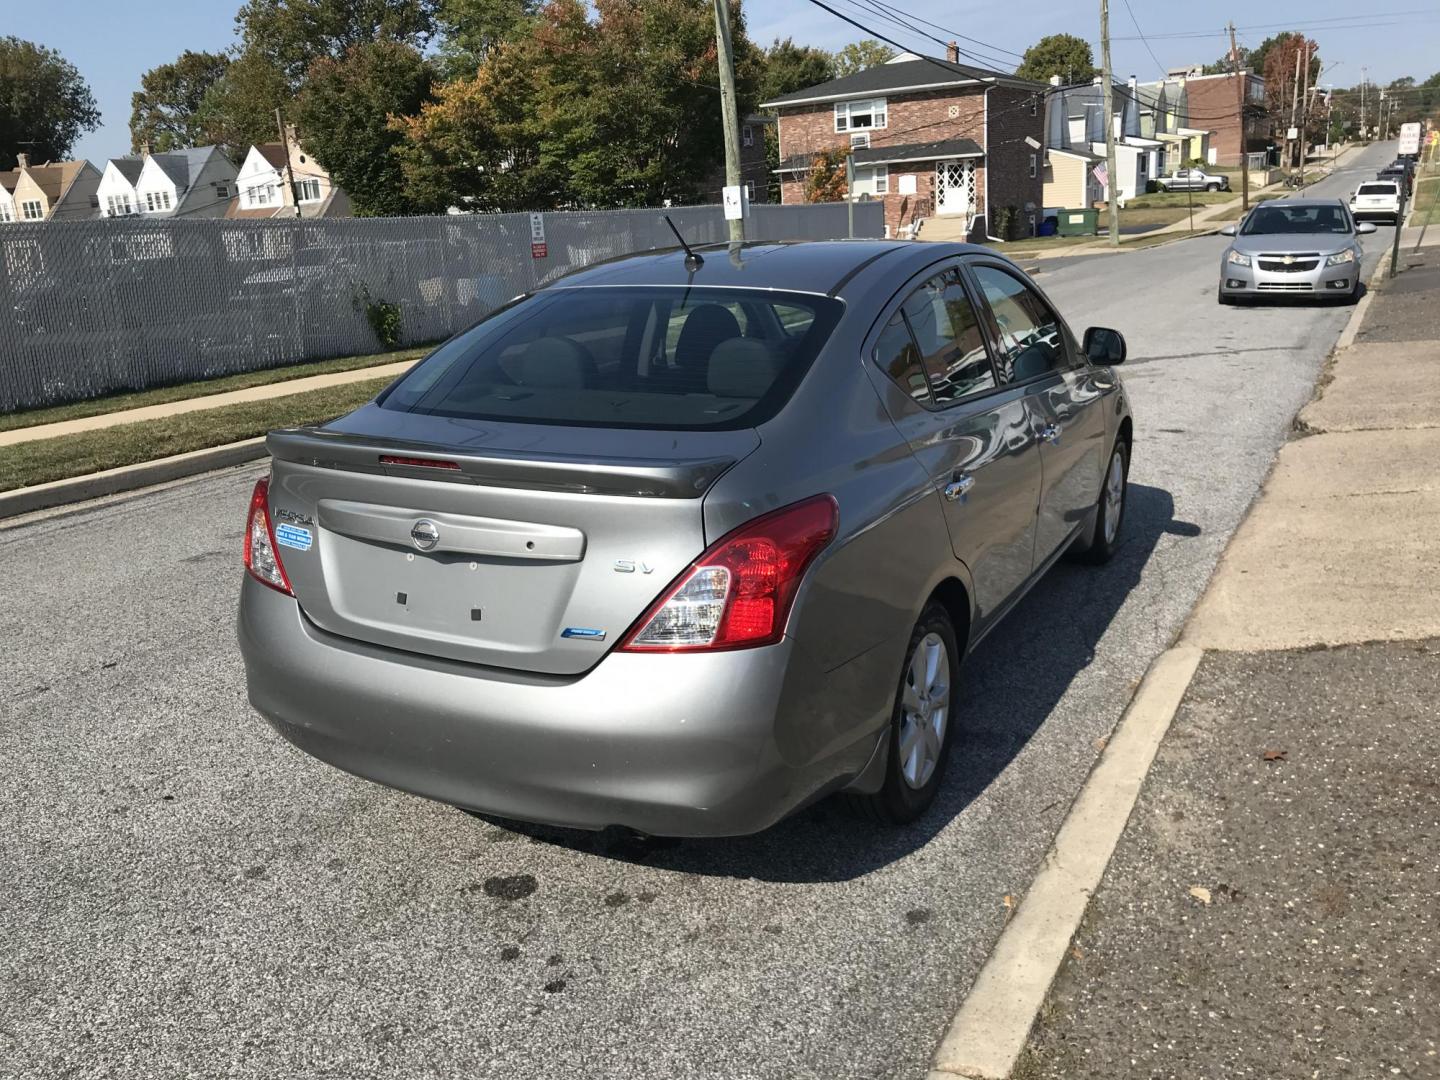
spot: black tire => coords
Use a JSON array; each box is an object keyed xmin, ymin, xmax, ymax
[
  {"xmin": 1218, "ymin": 286, "xmax": 1236, "ymax": 306},
  {"xmin": 850, "ymin": 603, "xmax": 960, "ymax": 826},
  {"xmin": 1206, "ymin": 183, "xmax": 1220, "ymax": 192},
  {"xmin": 1157, "ymin": 183, "xmax": 1169, "ymax": 193},
  {"xmin": 1076, "ymin": 438, "xmax": 1130, "ymax": 565}
]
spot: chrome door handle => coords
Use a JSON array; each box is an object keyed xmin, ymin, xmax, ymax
[
  {"xmin": 1038, "ymin": 423, "xmax": 1061, "ymax": 444},
  {"xmin": 943, "ymin": 474, "xmax": 975, "ymax": 501}
]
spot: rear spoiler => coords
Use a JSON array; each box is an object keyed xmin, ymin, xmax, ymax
[{"xmin": 266, "ymin": 428, "xmax": 736, "ymax": 499}]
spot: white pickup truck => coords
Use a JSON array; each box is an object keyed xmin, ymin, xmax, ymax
[{"xmin": 1155, "ymin": 168, "xmax": 1231, "ymax": 193}]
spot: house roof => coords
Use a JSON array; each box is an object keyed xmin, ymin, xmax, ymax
[
  {"xmin": 854, "ymin": 137, "xmax": 984, "ymax": 165},
  {"xmin": 149, "ymin": 147, "xmax": 220, "ymax": 192},
  {"xmin": 0, "ymin": 170, "xmax": 18, "ymax": 194},
  {"xmin": 1048, "ymin": 147, "xmax": 1102, "ymax": 163},
  {"xmin": 255, "ymin": 143, "xmax": 288, "ymax": 169},
  {"xmin": 759, "ymin": 56, "xmax": 1040, "ymax": 108},
  {"xmin": 110, "ymin": 157, "xmax": 144, "ymax": 184},
  {"xmin": 20, "ymin": 161, "xmax": 89, "ymax": 201}
]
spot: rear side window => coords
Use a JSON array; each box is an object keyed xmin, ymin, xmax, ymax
[
  {"xmin": 969, "ymin": 265, "xmax": 1068, "ymax": 383},
  {"xmin": 875, "ymin": 312, "xmax": 929, "ymax": 403},
  {"xmin": 379, "ymin": 287, "xmax": 842, "ymax": 430}
]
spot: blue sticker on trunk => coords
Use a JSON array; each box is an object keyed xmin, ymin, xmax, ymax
[{"xmin": 275, "ymin": 523, "xmax": 313, "ymax": 552}]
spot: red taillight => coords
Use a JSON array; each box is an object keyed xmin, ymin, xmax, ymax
[
  {"xmin": 619, "ymin": 495, "xmax": 838, "ymax": 652},
  {"xmin": 243, "ymin": 477, "xmax": 294, "ymax": 596}
]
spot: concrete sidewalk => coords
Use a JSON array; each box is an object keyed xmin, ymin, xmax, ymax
[
  {"xmin": 1016, "ymin": 230, "xmax": 1440, "ymax": 1078},
  {"xmin": 0, "ymin": 357, "xmax": 418, "ymax": 448}
]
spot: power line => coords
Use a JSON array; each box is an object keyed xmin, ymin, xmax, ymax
[
  {"xmin": 858, "ymin": 0, "xmax": 1027, "ymax": 62},
  {"xmin": 1118, "ymin": 0, "xmax": 1168, "ymax": 78}
]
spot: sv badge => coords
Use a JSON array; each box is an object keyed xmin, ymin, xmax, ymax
[{"xmin": 613, "ymin": 559, "xmax": 655, "ymax": 574}]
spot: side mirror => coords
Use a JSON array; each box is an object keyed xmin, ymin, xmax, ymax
[
  {"xmin": 1356, "ymin": 221, "xmax": 1377, "ymax": 234},
  {"xmin": 1218, "ymin": 224, "xmax": 1237, "ymax": 236},
  {"xmin": 1084, "ymin": 326, "xmax": 1126, "ymax": 366}
]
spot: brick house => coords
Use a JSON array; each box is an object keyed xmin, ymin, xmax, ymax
[
  {"xmin": 760, "ymin": 49, "xmax": 1046, "ymax": 239},
  {"xmin": 1177, "ymin": 70, "xmax": 1266, "ymax": 166},
  {"xmin": 700, "ymin": 114, "xmax": 775, "ymax": 205}
]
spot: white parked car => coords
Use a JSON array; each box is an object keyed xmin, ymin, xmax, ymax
[
  {"xmin": 1349, "ymin": 181, "xmax": 1401, "ymax": 224},
  {"xmin": 1156, "ymin": 168, "xmax": 1231, "ymax": 193}
]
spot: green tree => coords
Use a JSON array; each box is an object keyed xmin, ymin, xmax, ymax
[
  {"xmin": 0, "ymin": 37, "xmax": 99, "ymax": 169},
  {"xmin": 194, "ymin": 50, "xmax": 291, "ymax": 159},
  {"xmin": 760, "ymin": 37, "xmax": 834, "ymax": 101},
  {"xmin": 396, "ymin": 0, "xmax": 760, "ymax": 211},
  {"xmin": 130, "ymin": 51, "xmax": 232, "ymax": 153},
  {"xmin": 1202, "ymin": 46, "xmax": 1249, "ymax": 77},
  {"xmin": 1014, "ymin": 33, "xmax": 1095, "ymax": 84},
  {"xmin": 434, "ymin": 0, "xmax": 538, "ymax": 79},
  {"xmin": 236, "ymin": 0, "xmax": 437, "ymax": 84},
  {"xmin": 832, "ymin": 39, "xmax": 895, "ymax": 78},
  {"xmin": 296, "ymin": 41, "xmax": 434, "ymax": 215}
]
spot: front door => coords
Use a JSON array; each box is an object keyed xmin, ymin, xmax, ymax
[
  {"xmin": 935, "ymin": 159, "xmax": 976, "ymax": 216},
  {"xmin": 965, "ymin": 260, "xmax": 1109, "ymax": 566}
]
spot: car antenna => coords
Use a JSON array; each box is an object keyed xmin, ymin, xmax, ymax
[{"xmin": 664, "ymin": 215, "xmax": 704, "ymax": 271}]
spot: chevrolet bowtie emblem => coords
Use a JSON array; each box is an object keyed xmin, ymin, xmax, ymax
[{"xmin": 1283, "ymin": 255, "xmax": 1295, "ymax": 264}]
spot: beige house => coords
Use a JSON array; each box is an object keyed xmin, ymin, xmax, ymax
[
  {"xmin": 0, "ymin": 154, "xmax": 102, "ymax": 222},
  {"xmin": 226, "ymin": 136, "xmax": 350, "ymax": 219}
]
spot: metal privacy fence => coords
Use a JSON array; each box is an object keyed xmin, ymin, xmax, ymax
[{"xmin": 0, "ymin": 201, "xmax": 884, "ymax": 413}]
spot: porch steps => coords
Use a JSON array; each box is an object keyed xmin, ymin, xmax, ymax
[{"xmin": 915, "ymin": 215, "xmax": 973, "ymax": 243}]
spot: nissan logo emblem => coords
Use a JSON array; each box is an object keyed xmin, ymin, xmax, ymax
[{"xmin": 410, "ymin": 519, "xmax": 440, "ymax": 551}]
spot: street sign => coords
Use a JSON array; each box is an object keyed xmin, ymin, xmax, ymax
[
  {"xmin": 1286, "ymin": 126, "xmax": 1299, "ymax": 141},
  {"xmin": 529, "ymin": 212, "xmax": 547, "ymax": 259},
  {"xmin": 722, "ymin": 184, "xmax": 750, "ymax": 221},
  {"xmin": 1399, "ymin": 122, "xmax": 1422, "ymax": 156}
]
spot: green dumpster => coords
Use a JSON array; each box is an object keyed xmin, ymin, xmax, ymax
[{"xmin": 1056, "ymin": 208, "xmax": 1098, "ymax": 236}]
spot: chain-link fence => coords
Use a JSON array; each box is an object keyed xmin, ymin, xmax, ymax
[{"xmin": 0, "ymin": 201, "xmax": 884, "ymax": 413}]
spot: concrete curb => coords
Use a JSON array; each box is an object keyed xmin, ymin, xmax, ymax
[
  {"xmin": 0, "ymin": 437, "xmax": 267, "ymax": 521},
  {"xmin": 927, "ymin": 646, "xmax": 1206, "ymax": 1080}
]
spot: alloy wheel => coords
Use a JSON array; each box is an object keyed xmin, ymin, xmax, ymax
[
  {"xmin": 1103, "ymin": 449, "xmax": 1126, "ymax": 545},
  {"xmin": 898, "ymin": 633, "xmax": 951, "ymax": 789}
]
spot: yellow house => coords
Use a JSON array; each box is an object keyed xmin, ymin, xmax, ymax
[{"xmin": 1, "ymin": 154, "xmax": 102, "ymax": 222}]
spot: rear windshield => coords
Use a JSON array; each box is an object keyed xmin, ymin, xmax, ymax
[
  {"xmin": 378, "ymin": 286, "xmax": 842, "ymax": 430},
  {"xmin": 1357, "ymin": 183, "xmax": 1398, "ymax": 195},
  {"xmin": 1241, "ymin": 204, "xmax": 1352, "ymax": 236}
]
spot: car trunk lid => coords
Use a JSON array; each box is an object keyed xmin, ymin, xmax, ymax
[{"xmin": 264, "ymin": 410, "xmax": 758, "ymax": 675}]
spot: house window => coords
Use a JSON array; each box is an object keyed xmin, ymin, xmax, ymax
[
  {"xmin": 742, "ymin": 125, "xmax": 754, "ymax": 148},
  {"xmin": 21, "ymin": 200, "xmax": 43, "ymax": 220},
  {"xmin": 105, "ymin": 194, "xmax": 134, "ymax": 217},
  {"xmin": 1031, "ymin": 94, "xmax": 1039, "ymax": 116},
  {"xmin": 851, "ymin": 165, "xmax": 889, "ymax": 198},
  {"xmin": 216, "ymin": 184, "xmax": 229, "ymax": 198},
  {"xmin": 1029, "ymin": 153, "xmax": 1037, "ymax": 178},
  {"xmin": 297, "ymin": 178, "xmax": 323, "ymax": 202},
  {"xmin": 850, "ymin": 132, "xmax": 870, "ymax": 149},
  {"xmin": 744, "ymin": 181, "xmax": 755, "ymax": 201},
  {"xmin": 0, "ymin": 203, "xmax": 12, "ymax": 222},
  {"xmin": 143, "ymin": 190, "xmax": 172, "ymax": 212},
  {"xmin": 834, "ymin": 98, "xmax": 887, "ymax": 132},
  {"xmin": 245, "ymin": 183, "xmax": 277, "ymax": 207}
]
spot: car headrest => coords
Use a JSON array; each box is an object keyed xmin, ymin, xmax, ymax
[
  {"xmin": 675, "ymin": 304, "xmax": 742, "ymax": 370},
  {"xmin": 518, "ymin": 336, "xmax": 590, "ymax": 389},
  {"xmin": 708, "ymin": 338, "xmax": 781, "ymax": 399}
]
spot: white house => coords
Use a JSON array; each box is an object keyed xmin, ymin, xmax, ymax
[
  {"xmin": 97, "ymin": 157, "xmax": 144, "ymax": 217},
  {"xmin": 134, "ymin": 147, "xmax": 237, "ymax": 218},
  {"xmin": 228, "ymin": 138, "xmax": 350, "ymax": 219},
  {"xmin": 0, "ymin": 171, "xmax": 17, "ymax": 222}
]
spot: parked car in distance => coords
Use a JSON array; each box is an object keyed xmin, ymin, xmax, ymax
[
  {"xmin": 1375, "ymin": 164, "xmax": 1414, "ymax": 198},
  {"xmin": 1156, "ymin": 168, "xmax": 1231, "ymax": 193},
  {"xmin": 1350, "ymin": 180, "xmax": 1402, "ymax": 224},
  {"xmin": 238, "ymin": 240, "xmax": 1134, "ymax": 837},
  {"xmin": 1218, "ymin": 198, "xmax": 1376, "ymax": 305}
]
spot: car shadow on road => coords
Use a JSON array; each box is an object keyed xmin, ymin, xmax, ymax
[{"xmin": 482, "ymin": 483, "xmax": 1199, "ymax": 883}]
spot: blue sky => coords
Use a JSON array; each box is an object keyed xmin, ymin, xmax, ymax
[{"xmin": 10, "ymin": 0, "xmax": 1439, "ymax": 164}]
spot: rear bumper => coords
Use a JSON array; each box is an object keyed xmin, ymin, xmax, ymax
[
  {"xmin": 1351, "ymin": 207, "xmax": 1399, "ymax": 221},
  {"xmin": 237, "ymin": 575, "xmax": 880, "ymax": 837}
]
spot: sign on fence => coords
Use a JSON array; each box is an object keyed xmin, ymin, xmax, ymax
[{"xmin": 0, "ymin": 201, "xmax": 885, "ymax": 413}]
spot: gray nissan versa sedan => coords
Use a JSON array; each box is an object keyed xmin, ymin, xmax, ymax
[{"xmin": 238, "ymin": 240, "xmax": 1133, "ymax": 836}]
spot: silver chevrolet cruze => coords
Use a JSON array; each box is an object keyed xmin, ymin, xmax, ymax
[
  {"xmin": 1217, "ymin": 198, "xmax": 1377, "ymax": 305},
  {"xmin": 238, "ymin": 240, "xmax": 1133, "ymax": 836}
]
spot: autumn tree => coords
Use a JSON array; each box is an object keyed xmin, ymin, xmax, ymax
[
  {"xmin": 130, "ymin": 51, "xmax": 232, "ymax": 153},
  {"xmin": 0, "ymin": 37, "xmax": 100, "ymax": 169},
  {"xmin": 832, "ymin": 39, "xmax": 895, "ymax": 78},
  {"xmin": 1015, "ymin": 33, "xmax": 1096, "ymax": 84},
  {"xmin": 296, "ymin": 41, "xmax": 434, "ymax": 215},
  {"xmin": 803, "ymin": 146, "xmax": 847, "ymax": 202}
]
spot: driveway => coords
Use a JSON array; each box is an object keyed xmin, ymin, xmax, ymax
[{"xmin": 0, "ymin": 141, "xmax": 1399, "ymax": 1080}]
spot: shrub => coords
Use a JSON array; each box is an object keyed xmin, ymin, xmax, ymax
[{"xmin": 353, "ymin": 285, "xmax": 402, "ymax": 349}]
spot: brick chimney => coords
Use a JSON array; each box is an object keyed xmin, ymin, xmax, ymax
[
  {"xmin": 16, "ymin": 151, "xmax": 29, "ymax": 170},
  {"xmin": 946, "ymin": 41, "xmax": 959, "ymax": 64}
]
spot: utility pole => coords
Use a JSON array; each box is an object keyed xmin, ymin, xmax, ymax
[
  {"xmin": 1229, "ymin": 22, "xmax": 1249, "ymax": 212},
  {"xmin": 1360, "ymin": 67, "xmax": 1367, "ymax": 142},
  {"xmin": 711, "ymin": 0, "xmax": 744, "ymax": 245},
  {"xmin": 275, "ymin": 107, "xmax": 303, "ymax": 219},
  {"xmin": 1299, "ymin": 41, "xmax": 1312, "ymax": 184},
  {"xmin": 1100, "ymin": 0, "xmax": 1119, "ymax": 247},
  {"xmin": 1288, "ymin": 47, "xmax": 1303, "ymax": 170}
]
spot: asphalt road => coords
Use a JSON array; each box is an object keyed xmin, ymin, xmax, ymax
[{"xmin": 0, "ymin": 141, "xmax": 1398, "ymax": 1080}]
